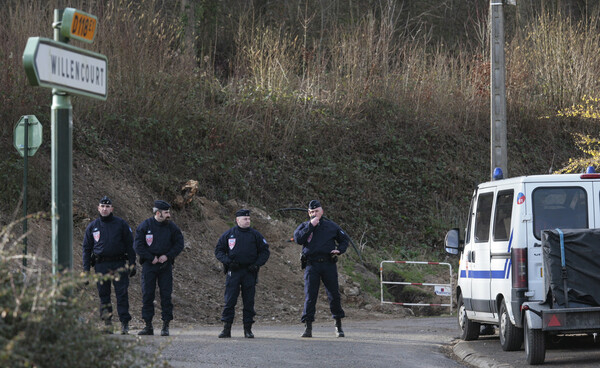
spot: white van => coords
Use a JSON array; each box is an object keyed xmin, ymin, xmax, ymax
[{"xmin": 444, "ymin": 168, "xmax": 600, "ymax": 363}]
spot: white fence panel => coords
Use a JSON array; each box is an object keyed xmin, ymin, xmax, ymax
[{"xmin": 380, "ymin": 260, "xmax": 453, "ymax": 313}]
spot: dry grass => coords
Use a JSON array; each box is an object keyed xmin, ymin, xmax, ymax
[{"xmin": 1, "ymin": 0, "xmax": 600, "ymax": 267}]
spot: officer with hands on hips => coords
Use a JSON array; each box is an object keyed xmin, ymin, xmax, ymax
[
  {"xmin": 294, "ymin": 200, "xmax": 349, "ymax": 338},
  {"xmin": 82, "ymin": 196, "xmax": 136, "ymax": 334},
  {"xmin": 215, "ymin": 209, "xmax": 270, "ymax": 338},
  {"xmin": 133, "ymin": 200, "xmax": 184, "ymax": 337}
]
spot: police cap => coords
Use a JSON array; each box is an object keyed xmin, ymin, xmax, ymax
[
  {"xmin": 308, "ymin": 200, "xmax": 321, "ymax": 209},
  {"xmin": 154, "ymin": 200, "xmax": 171, "ymax": 210},
  {"xmin": 235, "ymin": 209, "xmax": 250, "ymax": 217},
  {"xmin": 99, "ymin": 196, "xmax": 112, "ymax": 205}
]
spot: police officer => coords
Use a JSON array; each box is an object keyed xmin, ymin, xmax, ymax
[
  {"xmin": 133, "ymin": 200, "xmax": 184, "ymax": 336},
  {"xmin": 294, "ymin": 200, "xmax": 349, "ymax": 338},
  {"xmin": 215, "ymin": 209, "xmax": 270, "ymax": 338},
  {"xmin": 82, "ymin": 196, "xmax": 136, "ymax": 334}
]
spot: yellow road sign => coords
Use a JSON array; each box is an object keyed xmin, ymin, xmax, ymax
[{"xmin": 61, "ymin": 8, "xmax": 97, "ymax": 43}]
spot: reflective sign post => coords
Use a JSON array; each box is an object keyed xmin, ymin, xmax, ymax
[{"xmin": 52, "ymin": 9, "xmax": 73, "ymax": 273}]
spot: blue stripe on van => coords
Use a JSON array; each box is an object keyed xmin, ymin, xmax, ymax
[{"xmin": 460, "ymin": 270, "xmax": 509, "ymax": 279}]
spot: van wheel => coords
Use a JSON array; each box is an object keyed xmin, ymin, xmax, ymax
[
  {"xmin": 499, "ymin": 300, "xmax": 523, "ymax": 351},
  {"xmin": 458, "ymin": 294, "xmax": 480, "ymax": 341},
  {"xmin": 524, "ymin": 313, "xmax": 546, "ymax": 365}
]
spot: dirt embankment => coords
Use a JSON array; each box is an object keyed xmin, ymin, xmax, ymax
[{"xmin": 13, "ymin": 154, "xmax": 411, "ymax": 329}]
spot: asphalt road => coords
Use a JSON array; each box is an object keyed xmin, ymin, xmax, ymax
[
  {"xmin": 139, "ymin": 317, "xmax": 467, "ymax": 368},
  {"xmin": 454, "ymin": 331, "xmax": 600, "ymax": 368}
]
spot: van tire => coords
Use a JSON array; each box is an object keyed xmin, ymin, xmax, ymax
[
  {"xmin": 458, "ymin": 294, "xmax": 480, "ymax": 341},
  {"xmin": 499, "ymin": 300, "xmax": 523, "ymax": 351},
  {"xmin": 524, "ymin": 313, "xmax": 546, "ymax": 365}
]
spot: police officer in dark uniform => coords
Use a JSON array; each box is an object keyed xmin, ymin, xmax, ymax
[
  {"xmin": 133, "ymin": 200, "xmax": 184, "ymax": 336},
  {"xmin": 215, "ymin": 209, "xmax": 270, "ymax": 338},
  {"xmin": 294, "ymin": 200, "xmax": 349, "ymax": 338},
  {"xmin": 82, "ymin": 196, "xmax": 136, "ymax": 334}
]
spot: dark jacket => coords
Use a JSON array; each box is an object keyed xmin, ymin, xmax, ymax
[
  {"xmin": 294, "ymin": 218, "xmax": 349, "ymax": 257},
  {"xmin": 133, "ymin": 217, "xmax": 184, "ymax": 264},
  {"xmin": 215, "ymin": 226, "xmax": 270, "ymax": 267},
  {"xmin": 82, "ymin": 213, "xmax": 134, "ymax": 271}
]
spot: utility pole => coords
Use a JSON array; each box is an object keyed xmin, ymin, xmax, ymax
[
  {"xmin": 490, "ymin": 1, "xmax": 508, "ymax": 180},
  {"xmin": 490, "ymin": 1, "xmax": 516, "ymax": 180}
]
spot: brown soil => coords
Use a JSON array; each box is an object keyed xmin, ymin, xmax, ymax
[{"xmin": 12, "ymin": 153, "xmax": 412, "ymax": 329}]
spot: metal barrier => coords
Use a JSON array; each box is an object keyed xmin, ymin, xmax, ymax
[{"xmin": 380, "ymin": 260, "xmax": 453, "ymax": 313}]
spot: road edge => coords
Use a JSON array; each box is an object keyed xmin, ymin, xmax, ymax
[{"xmin": 453, "ymin": 341, "xmax": 514, "ymax": 368}]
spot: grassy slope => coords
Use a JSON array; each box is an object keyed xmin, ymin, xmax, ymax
[{"xmin": 1, "ymin": 0, "xmax": 598, "ymax": 277}]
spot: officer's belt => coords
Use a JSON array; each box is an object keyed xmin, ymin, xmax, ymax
[
  {"xmin": 307, "ymin": 255, "xmax": 332, "ymax": 263},
  {"xmin": 96, "ymin": 254, "xmax": 127, "ymax": 263}
]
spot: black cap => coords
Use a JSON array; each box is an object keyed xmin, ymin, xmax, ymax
[
  {"xmin": 235, "ymin": 209, "xmax": 250, "ymax": 217},
  {"xmin": 154, "ymin": 200, "xmax": 171, "ymax": 210},
  {"xmin": 308, "ymin": 200, "xmax": 321, "ymax": 209},
  {"xmin": 99, "ymin": 196, "xmax": 112, "ymax": 205}
]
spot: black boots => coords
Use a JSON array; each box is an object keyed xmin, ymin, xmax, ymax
[
  {"xmin": 301, "ymin": 321, "xmax": 312, "ymax": 338},
  {"xmin": 218, "ymin": 322, "xmax": 254, "ymax": 338},
  {"xmin": 299, "ymin": 320, "xmax": 343, "ymax": 337},
  {"xmin": 161, "ymin": 321, "xmax": 170, "ymax": 336},
  {"xmin": 335, "ymin": 318, "xmax": 345, "ymax": 337},
  {"xmin": 120, "ymin": 321, "xmax": 129, "ymax": 335},
  {"xmin": 138, "ymin": 321, "xmax": 154, "ymax": 335},
  {"xmin": 243, "ymin": 323, "xmax": 254, "ymax": 338},
  {"xmin": 218, "ymin": 322, "xmax": 232, "ymax": 338},
  {"xmin": 137, "ymin": 321, "xmax": 169, "ymax": 336}
]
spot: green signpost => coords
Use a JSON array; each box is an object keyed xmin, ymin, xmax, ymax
[
  {"xmin": 13, "ymin": 115, "xmax": 43, "ymax": 267},
  {"xmin": 22, "ymin": 8, "xmax": 107, "ymax": 273},
  {"xmin": 14, "ymin": 115, "xmax": 43, "ymax": 157}
]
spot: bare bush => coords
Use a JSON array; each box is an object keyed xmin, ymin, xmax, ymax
[{"xmin": 0, "ymin": 217, "xmax": 162, "ymax": 368}]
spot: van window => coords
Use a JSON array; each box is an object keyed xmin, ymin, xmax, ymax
[
  {"xmin": 465, "ymin": 193, "xmax": 475, "ymax": 244},
  {"xmin": 533, "ymin": 187, "xmax": 588, "ymax": 239},
  {"xmin": 493, "ymin": 190, "xmax": 514, "ymax": 241},
  {"xmin": 474, "ymin": 192, "xmax": 494, "ymax": 242}
]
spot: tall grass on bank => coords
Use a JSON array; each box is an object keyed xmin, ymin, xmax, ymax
[
  {"xmin": 0, "ymin": 217, "xmax": 162, "ymax": 368},
  {"xmin": 1, "ymin": 0, "xmax": 600, "ymax": 257},
  {"xmin": 508, "ymin": 9, "xmax": 600, "ymax": 114}
]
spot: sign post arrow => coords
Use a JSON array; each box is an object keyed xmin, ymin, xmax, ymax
[{"xmin": 23, "ymin": 37, "xmax": 108, "ymax": 100}]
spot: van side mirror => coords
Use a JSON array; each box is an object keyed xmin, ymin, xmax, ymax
[{"xmin": 444, "ymin": 228, "xmax": 463, "ymax": 255}]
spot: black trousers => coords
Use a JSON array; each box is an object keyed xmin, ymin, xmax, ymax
[
  {"xmin": 301, "ymin": 261, "xmax": 345, "ymax": 323},
  {"xmin": 95, "ymin": 260, "xmax": 131, "ymax": 323},
  {"xmin": 221, "ymin": 268, "xmax": 257, "ymax": 324},
  {"xmin": 141, "ymin": 261, "xmax": 173, "ymax": 322}
]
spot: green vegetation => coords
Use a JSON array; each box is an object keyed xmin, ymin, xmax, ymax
[{"xmin": 2, "ymin": 0, "xmax": 600, "ymax": 326}]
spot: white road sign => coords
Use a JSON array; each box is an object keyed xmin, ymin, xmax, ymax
[{"xmin": 23, "ymin": 37, "xmax": 108, "ymax": 100}]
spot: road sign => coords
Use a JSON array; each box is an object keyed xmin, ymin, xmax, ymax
[
  {"xmin": 14, "ymin": 115, "xmax": 43, "ymax": 157},
  {"xmin": 22, "ymin": 37, "xmax": 108, "ymax": 100},
  {"xmin": 60, "ymin": 8, "xmax": 97, "ymax": 43}
]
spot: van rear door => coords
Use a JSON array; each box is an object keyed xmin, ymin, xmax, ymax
[{"xmin": 525, "ymin": 183, "xmax": 592, "ymax": 301}]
